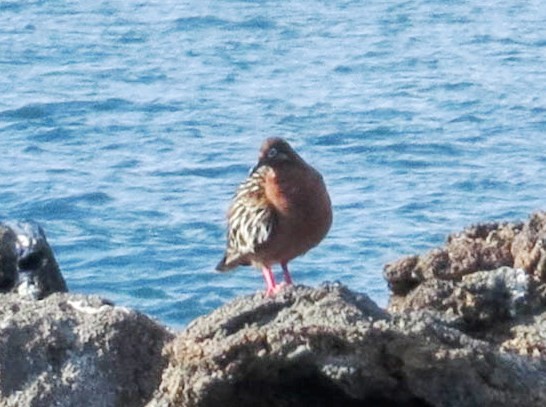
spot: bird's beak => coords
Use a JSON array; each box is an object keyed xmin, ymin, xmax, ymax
[
  {"xmin": 250, "ymin": 154, "xmax": 268, "ymax": 174},
  {"xmin": 249, "ymin": 161, "xmax": 262, "ymax": 175}
]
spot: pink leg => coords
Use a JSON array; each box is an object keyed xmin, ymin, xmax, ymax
[
  {"xmin": 281, "ymin": 262, "xmax": 293, "ymax": 285},
  {"xmin": 261, "ymin": 266, "xmax": 277, "ymax": 296}
]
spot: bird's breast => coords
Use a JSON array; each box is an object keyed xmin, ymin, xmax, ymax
[
  {"xmin": 264, "ymin": 169, "xmax": 291, "ymax": 214},
  {"xmin": 264, "ymin": 165, "xmax": 332, "ymax": 250}
]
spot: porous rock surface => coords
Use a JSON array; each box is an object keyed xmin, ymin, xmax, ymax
[
  {"xmin": 384, "ymin": 212, "xmax": 546, "ymax": 358},
  {"xmin": 384, "ymin": 212, "xmax": 546, "ymax": 314},
  {"xmin": 5, "ymin": 214, "xmax": 546, "ymax": 406},
  {"xmin": 148, "ymin": 283, "xmax": 546, "ymax": 407},
  {"xmin": 0, "ymin": 293, "xmax": 173, "ymax": 407}
]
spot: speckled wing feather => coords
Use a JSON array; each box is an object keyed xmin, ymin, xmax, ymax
[{"xmin": 216, "ymin": 165, "xmax": 275, "ymax": 271}]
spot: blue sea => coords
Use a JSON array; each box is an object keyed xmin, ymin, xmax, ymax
[{"xmin": 1, "ymin": 1, "xmax": 546, "ymax": 328}]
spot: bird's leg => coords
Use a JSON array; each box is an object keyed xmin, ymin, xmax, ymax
[
  {"xmin": 281, "ymin": 262, "xmax": 293, "ymax": 285},
  {"xmin": 262, "ymin": 266, "xmax": 278, "ymax": 296}
]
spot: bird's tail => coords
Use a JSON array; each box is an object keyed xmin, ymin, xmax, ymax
[
  {"xmin": 215, "ymin": 256, "xmax": 229, "ymax": 272},
  {"xmin": 216, "ymin": 253, "xmax": 251, "ymax": 272}
]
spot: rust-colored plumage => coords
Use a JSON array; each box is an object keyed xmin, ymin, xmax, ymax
[{"xmin": 216, "ymin": 138, "xmax": 332, "ymax": 295}]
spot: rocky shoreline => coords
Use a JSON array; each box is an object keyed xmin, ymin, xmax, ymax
[{"xmin": 2, "ymin": 215, "xmax": 546, "ymax": 406}]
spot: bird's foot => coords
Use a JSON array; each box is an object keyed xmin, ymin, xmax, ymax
[
  {"xmin": 264, "ymin": 282, "xmax": 291, "ymax": 297},
  {"xmin": 281, "ymin": 262, "xmax": 293, "ymax": 285}
]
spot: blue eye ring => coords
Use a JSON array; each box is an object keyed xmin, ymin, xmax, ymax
[{"xmin": 267, "ymin": 147, "xmax": 278, "ymax": 158}]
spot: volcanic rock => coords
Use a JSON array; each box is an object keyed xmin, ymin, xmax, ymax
[{"xmin": 0, "ymin": 293, "xmax": 173, "ymax": 407}]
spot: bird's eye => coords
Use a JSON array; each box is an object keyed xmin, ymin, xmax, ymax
[{"xmin": 267, "ymin": 147, "xmax": 278, "ymax": 158}]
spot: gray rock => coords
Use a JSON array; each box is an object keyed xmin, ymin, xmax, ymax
[
  {"xmin": 384, "ymin": 212, "xmax": 546, "ymax": 311},
  {"xmin": 2, "ymin": 282, "xmax": 545, "ymax": 407},
  {"xmin": 452, "ymin": 267, "xmax": 529, "ymax": 327},
  {"xmin": 0, "ymin": 226, "xmax": 17, "ymax": 293},
  {"xmin": 512, "ymin": 212, "xmax": 546, "ymax": 286},
  {"xmin": 148, "ymin": 283, "xmax": 546, "ymax": 407},
  {"xmin": 383, "ymin": 221, "xmax": 522, "ymax": 297},
  {"xmin": 0, "ymin": 292, "xmax": 174, "ymax": 407},
  {"xmin": 389, "ymin": 267, "xmax": 531, "ymax": 329},
  {"xmin": 4, "ymin": 214, "xmax": 546, "ymax": 406},
  {"xmin": 383, "ymin": 213, "xmax": 546, "ymax": 355},
  {"xmin": 0, "ymin": 221, "xmax": 67, "ymax": 299}
]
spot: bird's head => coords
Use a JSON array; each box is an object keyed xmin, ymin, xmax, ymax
[{"xmin": 256, "ymin": 137, "xmax": 302, "ymax": 169}]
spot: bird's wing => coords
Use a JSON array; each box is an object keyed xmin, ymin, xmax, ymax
[{"xmin": 222, "ymin": 166, "xmax": 275, "ymax": 268}]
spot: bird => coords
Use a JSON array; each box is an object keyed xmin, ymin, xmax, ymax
[{"xmin": 216, "ymin": 137, "xmax": 332, "ymax": 296}]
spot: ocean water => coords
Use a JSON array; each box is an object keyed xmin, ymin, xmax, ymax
[{"xmin": 1, "ymin": 1, "xmax": 546, "ymax": 328}]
